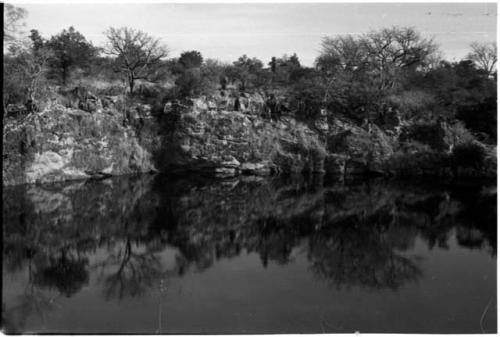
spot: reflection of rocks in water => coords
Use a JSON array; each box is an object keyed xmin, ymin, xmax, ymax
[{"xmin": 3, "ymin": 174, "xmax": 497, "ymax": 304}]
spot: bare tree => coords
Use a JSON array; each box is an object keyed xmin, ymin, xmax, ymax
[
  {"xmin": 364, "ymin": 26, "xmax": 438, "ymax": 90},
  {"xmin": 4, "ymin": 43, "xmax": 53, "ymax": 107},
  {"xmin": 4, "ymin": 4, "xmax": 27, "ymax": 41},
  {"xmin": 468, "ymin": 42, "xmax": 497, "ymax": 76},
  {"xmin": 318, "ymin": 35, "xmax": 369, "ymax": 73},
  {"xmin": 104, "ymin": 27, "xmax": 168, "ymax": 94},
  {"xmin": 4, "ymin": 4, "xmax": 28, "ymax": 51}
]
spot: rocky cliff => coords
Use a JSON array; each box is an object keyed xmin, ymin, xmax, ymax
[
  {"xmin": 157, "ymin": 106, "xmax": 327, "ymax": 177},
  {"xmin": 3, "ymin": 92, "xmax": 496, "ymax": 186},
  {"xmin": 3, "ymin": 105, "xmax": 154, "ymax": 185}
]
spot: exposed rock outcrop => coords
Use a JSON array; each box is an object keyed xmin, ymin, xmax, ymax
[
  {"xmin": 158, "ymin": 104, "xmax": 327, "ymax": 177},
  {"xmin": 3, "ymin": 91, "xmax": 496, "ymax": 186},
  {"xmin": 3, "ymin": 105, "xmax": 155, "ymax": 186}
]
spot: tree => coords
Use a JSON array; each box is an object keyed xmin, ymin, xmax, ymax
[
  {"xmin": 4, "ymin": 4, "xmax": 27, "ymax": 49},
  {"xmin": 4, "ymin": 43, "xmax": 53, "ymax": 106},
  {"xmin": 178, "ymin": 50, "xmax": 203, "ymax": 69},
  {"xmin": 364, "ymin": 26, "xmax": 438, "ymax": 90},
  {"xmin": 269, "ymin": 56, "xmax": 277, "ymax": 74},
  {"xmin": 29, "ymin": 29, "xmax": 45, "ymax": 53},
  {"xmin": 318, "ymin": 35, "xmax": 368, "ymax": 73},
  {"xmin": 46, "ymin": 27, "xmax": 98, "ymax": 85},
  {"xmin": 175, "ymin": 68, "xmax": 202, "ymax": 97},
  {"xmin": 316, "ymin": 27, "xmax": 439, "ymax": 121},
  {"xmin": 231, "ymin": 55, "xmax": 266, "ymax": 90},
  {"xmin": 104, "ymin": 27, "xmax": 168, "ymax": 95},
  {"xmin": 468, "ymin": 42, "xmax": 497, "ymax": 77},
  {"xmin": 316, "ymin": 35, "xmax": 375, "ymax": 119},
  {"xmin": 268, "ymin": 54, "xmax": 302, "ymax": 86}
]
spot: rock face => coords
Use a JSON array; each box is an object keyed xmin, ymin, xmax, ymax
[
  {"xmin": 327, "ymin": 115, "xmax": 394, "ymax": 175},
  {"xmin": 3, "ymin": 92, "xmax": 496, "ymax": 186},
  {"xmin": 3, "ymin": 105, "xmax": 155, "ymax": 186},
  {"xmin": 158, "ymin": 104, "xmax": 326, "ymax": 177}
]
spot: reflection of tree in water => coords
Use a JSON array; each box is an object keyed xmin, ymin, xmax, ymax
[
  {"xmin": 307, "ymin": 211, "xmax": 422, "ymax": 290},
  {"xmin": 33, "ymin": 249, "xmax": 89, "ymax": 297},
  {"xmin": 94, "ymin": 238, "xmax": 163, "ymax": 301},
  {"xmin": 2, "ymin": 175, "xmax": 497, "ymax": 318},
  {"xmin": 2, "ymin": 281, "xmax": 58, "ymax": 333},
  {"xmin": 453, "ymin": 186, "xmax": 497, "ymax": 255},
  {"xmin": 2, "ymin": 244, "xmax": 87, "ymax": 332}
]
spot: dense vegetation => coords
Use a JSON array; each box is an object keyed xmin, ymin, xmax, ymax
[{"xmin": 3, "ymin": 4, "xmax": 497, "ymax": 155}]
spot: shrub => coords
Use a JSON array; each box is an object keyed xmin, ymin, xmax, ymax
[
  {"xmin": 451, "ymin": 142, "xmax": 487, "ymax": 169},
  {"xmin": 386, "ymin": 90, "xmax": 436, "ymax": 120},
  {"xmin": 388, "ymin": 149, "xmax": 449, "ymax": 177},
  {"xmin": 444, "ymin": 121, "xmax": 475, "ymax": 147}
]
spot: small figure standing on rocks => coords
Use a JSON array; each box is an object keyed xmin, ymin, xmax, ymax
[{"xmin": 361, "ymin": 117, "xmax": 373, "ymax": 133}]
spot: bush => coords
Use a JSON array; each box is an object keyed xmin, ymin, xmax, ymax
[
  {"xmin": 451, "ymin": 142, "xmax": 487, "ymax": 169},
  {"xmin": 72, "ymin": 77, "xmax": 126, "ymax": 96},
  {"xmin": 386, "ymin": 90, "xmax": 436, "ymax": 120},
  {"xmin": 444, "ymin": 121, "xmax": 475, "ymax": 146},
  {"xmin": 388, "ymin": 149, "xmax": 449, "ymax": 177}
]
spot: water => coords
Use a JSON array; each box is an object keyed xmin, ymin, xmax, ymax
[{"xmin": 2, "ymin": 174, "xmax": 496, "ymax": 334}]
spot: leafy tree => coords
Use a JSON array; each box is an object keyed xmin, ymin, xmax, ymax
[
  {"xmin": 269, "ymin": 53, "xmax": 302, "ymax": 86},
  {"xmin": 175, "ymin": 68, "xmax": 202, "ymax": 97},
  {"xmin": 104, "ymin": 27, "xmax": 168, "ymax": 95},
  {"xmin": 178, "ymin": 50, "xmax": 203, "ymax": 69},
  {"xmin": 269, "ymin": 56, "xmax": 277, "ymax": 74},
  {"xmin": 201, "ymin": 58, "xmax": 228, "ymax": 92},
  {"xmin": 46, "ymin": 26, "xmax": 98, "ymax": 85},
  {"xmin": 230, "ymin": 55, "xmax": 267, "ymax": 90},
  {"xmin": 409, "ymin": 59, "xmax": 497, "ymax": 141},
  {"xmin": 29, "ymin": 29, "xmax": 45, "ymax": 52}
]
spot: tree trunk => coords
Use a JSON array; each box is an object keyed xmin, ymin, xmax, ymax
[
  {"xmin": 129, "ymin": 78, "xmax": 135, "ymax": 95},
  {"xmin": 62, "ymin": 65, "xmax": 67, "ymax": 86}
]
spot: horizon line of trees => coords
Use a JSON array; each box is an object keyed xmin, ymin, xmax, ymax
[{"xmin": 3, "ymin": 4, "xmax": 497, "ymax": 142}]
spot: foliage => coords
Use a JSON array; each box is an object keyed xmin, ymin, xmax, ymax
[
  {"xmin": 229, "ymin": 54, "xmax": 268, "ymax": 90},
  {"xmin": 451, "ymin": 142, "xmax": 487, "ymax": 170},
  {"xmin": 385, "ymin": 90, "xmax": 436, "ymax": 120},
  {"xmin": 45, "ymin": 26, "xmax": 99, "ymax": 85},
  {"xmin": 4, "ymin": 43, "xmax": 53, "ymax": 106},
  {"xmin": 315, "ymin": 26, "xmax": 439, "ymax": 122},
  {"xmin": 412, "ymin": 60, "xmax": 497, "ymax": 140},
  {"xmin": 269, "ymin": 53, "xmax": 301, "ymax": 86},
  {"xmin": 2, "ymin": 10, "xmax": 497, "ymax": 161},
  {"xmin": 178, "ymin": 50, "xmax": 203, "ymax": 69},
  {"xmin": 170, "ymin": 51, "xmax": 225, "ymax": 98},
  {"xmin": 175, "ymin": 68, "xmax": 203, "ymax": 97}
]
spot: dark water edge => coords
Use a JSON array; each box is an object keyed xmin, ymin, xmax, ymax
[{"xmin": 2, "ymin": 173, "xmax": 497, "ymax": 334}]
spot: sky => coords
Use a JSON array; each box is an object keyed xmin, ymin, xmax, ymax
[{"xmin": 14, "ymin": 2, "xmax": 498, "ymax": 66}]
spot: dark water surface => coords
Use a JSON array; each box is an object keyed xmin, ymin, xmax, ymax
[{"xmin": 2, "ymin": 174, "xmax": 496, "ymax": 334}]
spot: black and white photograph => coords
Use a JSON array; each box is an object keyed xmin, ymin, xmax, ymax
[{"xmin": 2, "ymin": 1, "xmax": 497, "ymax": 334}]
